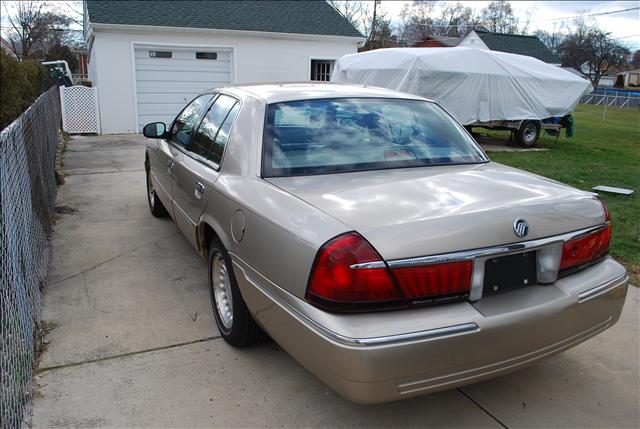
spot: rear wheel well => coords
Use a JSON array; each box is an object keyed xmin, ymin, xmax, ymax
[{"xmin": 199, "ymin": 222, "xmax": 219, "ymax": 259}]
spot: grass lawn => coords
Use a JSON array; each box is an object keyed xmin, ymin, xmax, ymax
[{"xmin": 482, "ymin": 104, "xmax": 639, "ymax": 285}]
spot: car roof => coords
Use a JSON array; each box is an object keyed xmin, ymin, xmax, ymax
[{"xmin": 209, "ymin": 82, "xmax": 430, "ymax": 104}]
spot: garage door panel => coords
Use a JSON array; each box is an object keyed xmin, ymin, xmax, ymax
[
  {"xmin": 135, "ymin": 70, "xmax": 231, "ymax": 82},
  {"xmin": 139, "ymin": 113, "xmax": 179, "ymax": 128},
  {"xmin": 134, "ymin": 46, "xmax": 232, "ymax": 131},
  {"xmin": 135, "ymin": 50, "xmax": 232, "ymax": 61},
  {"xmin": 137, "ymin": 92, "xmax": 208, "ymax": 104},
  {"xmin": 137, "ymin": 102, "xmax": 190, "ymax": 115},
  {"xmin": 135, "ymin": 80, "xmax": 220, "ymax": 90},
  {"xmin": 136, "ymin": 56, "xmax": 231, "ymax": 65},
  {"xmin": 136, "ymin": 62, "xmax": 231, "ymax": 73}
]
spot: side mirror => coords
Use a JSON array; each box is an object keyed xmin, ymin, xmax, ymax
[{"xmin": 143, "ymin": 122, "xmax": 167, "ymax": 138}]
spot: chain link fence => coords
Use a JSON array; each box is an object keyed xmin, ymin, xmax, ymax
[
  {"xmin": 580, "ymin": 89, "xmax": 640, "ymax": 108},
  {"xmin": 1, "ymin": 87, "xmax": 61, "ymax": 428}
]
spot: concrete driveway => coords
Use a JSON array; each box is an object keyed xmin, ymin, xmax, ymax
[{"xmin": 33, "ymin": 134, "xmax": 639, "ymax": 428}]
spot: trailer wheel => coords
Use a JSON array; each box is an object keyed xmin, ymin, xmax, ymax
[{"xmin": 516, "ymin": 121, "xmax": 541, "ymax": 147}]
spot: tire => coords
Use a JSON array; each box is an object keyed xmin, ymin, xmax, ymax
[
  {"xmin": 516, "ymin": 120, "xmax": 541, "ymax": 147},
  {"xmin": 208, "ymin": 238, "xmax": 263, "ymax": 347},
  {"xmin": 146, "ymin": 163, "xmax": 169, "ymax": 217}
]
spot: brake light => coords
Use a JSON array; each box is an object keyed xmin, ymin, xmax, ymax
[
  {"xmin": 306, "ymin": 233, "xmax": 405, "ymax": 311},
  {"xmin": 391, "ymin": 261, "xmax": 472, "ymax": 304},
  {"xmin": 306, "ymin": 232, "xmax": 474, "ymax": 312},
  {"xmin": 560, "ymin": 201, "xmax": 611, "ymax": 271},
  {"xmin": 594, "ymin": 201, "xmax": 612, "ymax": 260}
]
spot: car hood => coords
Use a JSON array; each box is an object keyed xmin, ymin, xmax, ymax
[{"xmin": 266, "ymin": 162, "xmax": 605, "ymax": 260}]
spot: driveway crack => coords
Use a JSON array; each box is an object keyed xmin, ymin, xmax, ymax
[
  {"xmin": 457, "ymin": 387, "xmax": 509, "ymax": 429},
  {"xmin": 49, "ymin": 231, "xmax": 181, "ymax": 286},
  {"xmin": 38, "ymin": 336, "xmax": 221, "ymax": 373},
  {"xmin": 65, "ymin": 169, "xmax": 144, "ymax": 176}
]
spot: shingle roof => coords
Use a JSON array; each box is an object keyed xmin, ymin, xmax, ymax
[
  {"xmin": 475, "ymin": 30, "xmax": 560, "ymax": 64},
  {"xmin": 85, "ymin": 0, "xmax": 363, "ymax": 38}
]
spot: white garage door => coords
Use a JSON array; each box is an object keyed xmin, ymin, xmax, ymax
[{"xmin": 134, "ymin": 45, "xmax": 232, "ymax": 131}]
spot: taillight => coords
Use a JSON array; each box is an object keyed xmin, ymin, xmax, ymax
[
  {"xmin": 306, "ymin": 232, "xmax": 473, "ymax": 312},
  {"xmin": 305, "ymin": 232, "xmax": 405, "ymax": 311},
  {"xmin": 594, "ymin": 201, "xmax": 612, "ymax": 260},
  {"xmin": 560, "ymin": 200, "xmax": 611, "ymax": 271},
  {"xmin": 391, "ymin": 261, "xmax": 472, "ymax": 305}
]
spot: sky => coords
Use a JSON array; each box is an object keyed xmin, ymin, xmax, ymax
[
  {"xmin": 379, "ymin": 1, "xmax": 640, "ymax": 49},
  {"xmin": 1, "ymin": 1, "xmax": 639, "ymax": 50}
]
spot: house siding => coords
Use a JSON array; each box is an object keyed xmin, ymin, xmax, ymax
[
  {"xmin": 458, "ymin": 32, "xmax": 489, "ymax": 50},
  {"xmin": 89, "ymin": 29, "xmax": 359, "ymax": 134}
]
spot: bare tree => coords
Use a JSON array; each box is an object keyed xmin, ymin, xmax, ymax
[
  {"xmin": 361, "ymin": 10, "xmax": 399, "ymax": 51},
  {"xmin": 558, "ymin": 18, "xmax": 630, "ymax": 88},
  {"xmin": 3, "ymin": 0, "xmax": 83, "ymax": 71},
  {"xmin": 327, "ymin": 1, "xmax": 370, "ymax": 37},
  {"xmin": 61, "ymin": 1, "xmax": 84, "ymax": 26},
  {"xmin": 3, "ymin": 1, "xmax": 48, "ymax": 60},
  {"xmin": 536, "ymin": 23, "xmax": 565, "ymax": 55},
  {"xmin": 397, "ymin": 1, "xmax": 437, "ymax": 44},
  {"xmin": 432, "ymin": 2, "xmax": 479, "ymax": 38},
  {"xmin": 479, "ymin": 1, "xmax": 518, "ymax": 34},
  {"xmin": 518, "ymin": 7, "xmax": 535, "ymax": 35}
]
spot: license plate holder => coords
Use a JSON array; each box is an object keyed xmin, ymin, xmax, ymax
[{"xmin": 483, "ymin": 251, "xmax": 537, "ymax": 296}]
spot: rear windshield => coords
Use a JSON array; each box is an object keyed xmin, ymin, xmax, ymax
[{"xmin": 262, "ymin": 98, "xmax": 487, "ymax": 177}]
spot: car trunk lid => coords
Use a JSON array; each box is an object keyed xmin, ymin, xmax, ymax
[{"xmin": 266, "ymin": 162, "xmax": 604, "ymax": 260}]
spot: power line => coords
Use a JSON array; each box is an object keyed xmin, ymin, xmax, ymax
[
  {"xmin": 401, "ymin": 6, "xmax": 640, "ymax": 29},
  {"xmin": 531, "ymin": 6, "xmax": 640, "ymax": 23}
]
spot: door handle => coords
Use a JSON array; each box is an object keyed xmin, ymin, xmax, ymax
[{"xmin": 194, "ymin": 182, "xmax": 205, "ymax": 199}]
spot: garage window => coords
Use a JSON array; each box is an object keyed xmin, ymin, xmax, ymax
[
  {"xmin": 196, "ymin": 52, "xmax": 218, "ymax": 60},
  {"xmin": 311, "ymin": 60, "xmax": 334, "ymax": 81},
  {"xmin": 149, "ymin": 50, "xmax": 172, "ymax": 58}
]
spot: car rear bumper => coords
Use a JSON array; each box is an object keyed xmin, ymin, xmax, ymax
[{"xmin": 232, "ymin": 255, "xmax": 628, "ymax": 404}]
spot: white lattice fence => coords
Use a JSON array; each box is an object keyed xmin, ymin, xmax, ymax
[{"xmin": 60, "ymin": 85, "xmax": 101, "ymax": 134}]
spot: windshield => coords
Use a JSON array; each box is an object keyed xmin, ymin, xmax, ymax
[{"xmin": 262, "ymin": 98, "xmax": 487, "ymax": 177}]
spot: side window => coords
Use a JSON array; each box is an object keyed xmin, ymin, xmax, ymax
[
  {"xmin": 170, "ymin": 94, "xmax": 213, "ymax": 146},
  {"xmin": 210, "ymin": 103, "xmax": 240, "ymax": 165},
  {"xmin": 188, "ymin": 95, "xmax": 238, "ymax": 165}
]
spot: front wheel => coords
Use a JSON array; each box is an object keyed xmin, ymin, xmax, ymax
[
  {"xmin": 516, "ymin": 120, "xmax": 541, "ymax": 147},
  {"xmin": 208, "ymin": 238, "xmax": 263, "ymax": 347}
]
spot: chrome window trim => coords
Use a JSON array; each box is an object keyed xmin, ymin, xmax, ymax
[
  {"xmin": 351, "ymin": 223, "xmax": 607, "ymax": 270},
  {"xmin": 171, "ymin": 92, "xmax": 243, "ymax": 173}
]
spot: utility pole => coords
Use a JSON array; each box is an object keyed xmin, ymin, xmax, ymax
[{"xmin": 369, "ymin": 0, "xmax": 379, "ymax": 50}]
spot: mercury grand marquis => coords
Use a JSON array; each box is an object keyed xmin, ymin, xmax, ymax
[{"xmin": 142, "ymin": 83, "xmax": 628, "ymax": 404}]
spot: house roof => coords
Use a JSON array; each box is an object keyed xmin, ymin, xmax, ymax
[
  {"xmin": 414, "ymin": 35, "xmax": 460, "ymax": 48},
  {"xmin": 560, "ymin": 67, "xmax": 587, "ymax": 79},
  {"xmin": 474, "ymin": 30, "xmax": 560, "ymax": 64},
  {"xmin": 85, "ymin": 0, "xmax": 363, "ymax": 38},
  {"xmin": 429, "ymin": 36, "xmax": 460, "ymax": 47},
  {"xmin": 0, "ymin": 37, "xmax": 16, "ymax": 57}
]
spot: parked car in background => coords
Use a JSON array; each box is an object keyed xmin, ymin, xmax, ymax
[{"xmin": 142, "ymin": 83, "xmax": 628, "ymax": 404}]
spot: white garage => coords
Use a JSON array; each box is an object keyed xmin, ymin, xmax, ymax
[
  {"xmin": 134, "ymin": 45, "xmax": 232, "ymax": 130},
  {"xmin": 84, "ymin": 1, "xmax": 363, "ymax": 134}
]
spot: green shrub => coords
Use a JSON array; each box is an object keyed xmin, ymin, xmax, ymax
[{"xmin": 0, "ymin": 51, "xmax": 51, "ymax": 130}]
